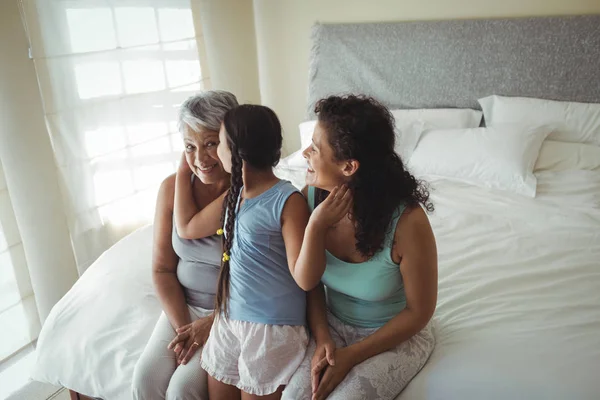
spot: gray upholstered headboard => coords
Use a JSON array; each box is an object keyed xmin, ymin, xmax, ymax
[{"xmin": 307, "ymin": 15, "xmax": 600, "ymax": 116}]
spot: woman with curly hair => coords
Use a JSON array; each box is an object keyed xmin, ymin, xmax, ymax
[{"xmin": 283, "ymin": 95, "xmax": 438, "ymax": 400}]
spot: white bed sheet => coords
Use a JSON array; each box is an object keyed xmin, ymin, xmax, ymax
[
  {"xmin": 31, "ymin": 225, "xmax": 159, "ymax": 399},
  {"xmin": 400, "ymin": 169, "xmax": 600, "ymax": 400},
  {"xmin": 32, "ymin": 167, "xmax": 600, "ymax": 399}
]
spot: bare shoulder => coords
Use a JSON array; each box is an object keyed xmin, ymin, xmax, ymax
[
  {"xmin": 160, "ymin": 173, "xmax": 176, "ymax": 190},
  {"xmin": 157, "ymin": 173, "xmax": 176, "ymax": 210},
  {"xmin": 284, "ymin": 191, "xmax": 309, "ymax": 212},
  {"xmin": 395, "ymin": 205, "xmax": 436, "ymax": 254},
  {"xmin": 399, "ymin": 205, "xmax": 431, "ymax": 230},
  {"xmin": 301, "ymin": 185, "xmax": 309, "ymax": 198},
  {"xmin": 281, "ymin": 191, "xmax": 310, "ymax": 223}
]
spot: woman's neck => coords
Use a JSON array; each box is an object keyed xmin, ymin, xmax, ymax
[
  {"xmin": 193, "ymin": 174, "xmax": 230, "ymax": 203},
  {"xmin": 242, "ymin": 164, "xmax": 279, "ymax": 199},
  {"xmin": 212, "ymin": 175, "xmax": 231, "ymax": 197}
]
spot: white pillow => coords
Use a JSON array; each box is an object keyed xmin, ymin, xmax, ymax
[
  {"xmin": 390, "ymin": 108, "xmax": 483, "ymax": 131},
  {"xmin": 479, "ymin": 95, "xmax": 600, "ymax": 146},
  {"xmin": 393, "ymin": 109, "xmax": 482, "ymax": 162},
  {"xmin": 297, "ymin": 108, "xmax": 482, "ymax": 162},
  {"xmin": 408, "ymin": 125, "xmax": 554, "ymax": 197},
  {"xmin": 279, "ymin": 149, "xmax": 307, "ymax": 169},
  {"xmin": 299, "ymin": 120, "xmax": 317, "ymax": 151},
  {"xmin": 535, "ymin": 140, "xmax": 600, "ymax": 172},
  {"xmin": 394, "ymin": 121, "xmax": 425, "ymax": 162}
]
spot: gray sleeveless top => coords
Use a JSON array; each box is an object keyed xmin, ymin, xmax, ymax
[{"xmin": 172, "ymin": 178, "xmax": 222, "ymax": 309}]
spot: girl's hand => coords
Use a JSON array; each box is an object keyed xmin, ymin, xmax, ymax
[
  {"xmin": 310, "ymin": 337, "xmax": 336, "ymax": 394},
  {"xmin": 167, "ymin": 314, "xmax": 214, "ymax": 365},
  {"xmin": 312, "ymin": 346, "xmax": 358, "ymax": 400},
  {"xmin": 309, "ymin": 186, "xmax": 353, "ymax": 230},
  {"xmin": 178, "ymin": 152, "xmax": 192, "ymax": 173}
]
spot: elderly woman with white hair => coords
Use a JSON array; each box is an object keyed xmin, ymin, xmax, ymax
[{"xmin": 132, "ymin": 90, "xmax": 238, "ymax": 400}]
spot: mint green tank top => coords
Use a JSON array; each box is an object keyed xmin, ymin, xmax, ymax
[{"xmin": 308, "ymin": 186, "xmax": 407, "ymax": 328}]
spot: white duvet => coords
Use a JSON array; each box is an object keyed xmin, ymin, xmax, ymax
[{"xmin": 32, "ymin": 168, "xmax": 600, "ymax": 400}]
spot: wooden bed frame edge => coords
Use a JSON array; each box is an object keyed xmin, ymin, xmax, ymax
[{"xmin": 69, "ymin": 389, "xmax": 96, "ymax": 400}]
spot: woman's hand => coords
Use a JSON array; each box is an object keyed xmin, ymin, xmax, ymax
[
  {"xmin": 310, "ymin": 337, "xmax": 336, "ymax": 395},
  {"xmin": 167, "ymin": 314, "xmax": 214, "ymax": 365},
  {"xmin": 309, "ymin": 186, "xmax": 353, "ymax": 230},
  {"xmin": 312, "ymin": 346, "xmax": 358, "ymax": 400}
]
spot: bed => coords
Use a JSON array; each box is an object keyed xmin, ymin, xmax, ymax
[{"xmin": 32, "ymin": 15, "xmax": 600, "ymax": 400}]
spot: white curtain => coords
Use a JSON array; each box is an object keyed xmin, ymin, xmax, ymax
[
  {"xmin": 19, "ymin": 0, "xmax": 211, "ymax": 270},
  {"xmin": 0, "ymin": 160, "xmax": 40, "ymax": 362}
]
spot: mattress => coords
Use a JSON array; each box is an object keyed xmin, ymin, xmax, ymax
[{"xmin": 32, "ymin": 166, "xmax": 600, "ymax": 399}]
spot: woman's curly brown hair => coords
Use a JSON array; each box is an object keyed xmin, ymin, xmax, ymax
[{"xmin": 314, "ymin": 94, "xmax": 433, "ymax": 258}]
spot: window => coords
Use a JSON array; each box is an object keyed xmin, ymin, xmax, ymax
[
  {"xmin": 64, "ymin": 1, "xmax": 199, "ymax": 227},
  {"xmin": 23, "ymin": 0, "xmax": 207, "ymax": 268}
]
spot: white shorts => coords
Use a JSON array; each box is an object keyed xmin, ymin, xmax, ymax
[{"xmin": 201, "ymin": 315, "xmax": 309, "ymax": 396}]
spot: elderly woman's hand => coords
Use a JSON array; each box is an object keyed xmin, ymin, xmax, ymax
[{"xmin": 167, "ymin": 313, "xmax": 214, "ymax": 365}]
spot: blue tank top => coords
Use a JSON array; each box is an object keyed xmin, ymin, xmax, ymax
[
  {"xmin": 227, "ymin": 180, "xmax": 307, "ymax": 326},
  {"xmin": 307, "ymin": 186, "xmax": 407, "ymax": 328}
]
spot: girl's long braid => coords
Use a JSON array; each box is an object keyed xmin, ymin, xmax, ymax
[
  {"xmin": 214, "ymin": 104, "xmax": 282, "ymax": 316},
  {"xmin": 214, "ymin": 144, "xmax": 243, "ymax": 317}
]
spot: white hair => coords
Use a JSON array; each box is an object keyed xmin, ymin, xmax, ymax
[{"xmin": 178, "ymin": 90, "xmax": 239, "ymax": 133}]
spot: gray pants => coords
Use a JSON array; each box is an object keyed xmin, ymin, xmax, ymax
[
  {"xmin": 132, "ymin": 306, "xmax": 212, "ymax": 400},
  {"xmin": 282, "ymin": 312, "xmax": 435, "ymax": 400}
]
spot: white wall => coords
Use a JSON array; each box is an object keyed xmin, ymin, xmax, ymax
[
  {"xmin": 195, "ymin": 0, "xmax": 261, "ymax": 104},
  {"xmin": 252, "ymin": 0, "xmax": 600, "ymax": 154}
]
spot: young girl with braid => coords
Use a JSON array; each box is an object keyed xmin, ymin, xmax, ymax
[{"xmin": 173, "ymin": 104, "xmax": 344, "ymax": 399}]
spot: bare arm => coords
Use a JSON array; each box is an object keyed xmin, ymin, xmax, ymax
[
  {"xmin": 173, "ymin": 167, "xmax": 226, "ymax": 239},
  {"xmin": 152, "ymin": 174, "xmax": 192, "ymax": 330},
  {"xmin": 300, "ymin": 186, "xmax": 334, "ymax": 341},
  {"xmin": 307, "ymin": 283, "xmax": 332, "ymax": 342},
  {"xmin": 292, "ymin": 186, "xmax": 352, "ymax": 290},
  {"xmin": 293, "ymin": 219, "xmax": 328, "ymax": 290},
  {"xmin": 346, "ymin": 206, "xmax": 438, "ymax": 363},
  {"xmin": 280, "ymin": 192, "xmax": 315, "ymax": 291}
]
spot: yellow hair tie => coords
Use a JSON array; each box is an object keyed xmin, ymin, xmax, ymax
[
  {"xmin": 216, "ymin": 228, "xmax": 224, "ymax": 236},
  {"xmin": 222, "ymin": 252, "xmax": 230, "ymax": 262}
]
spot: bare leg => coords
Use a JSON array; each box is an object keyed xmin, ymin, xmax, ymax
[
  {"xmin": 207, "ymin": 375, "xmax": 241, "ymax": 400},
  {"xmin": 241, "ymin": 386, "xmax": 284, "ymax": 400}
]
